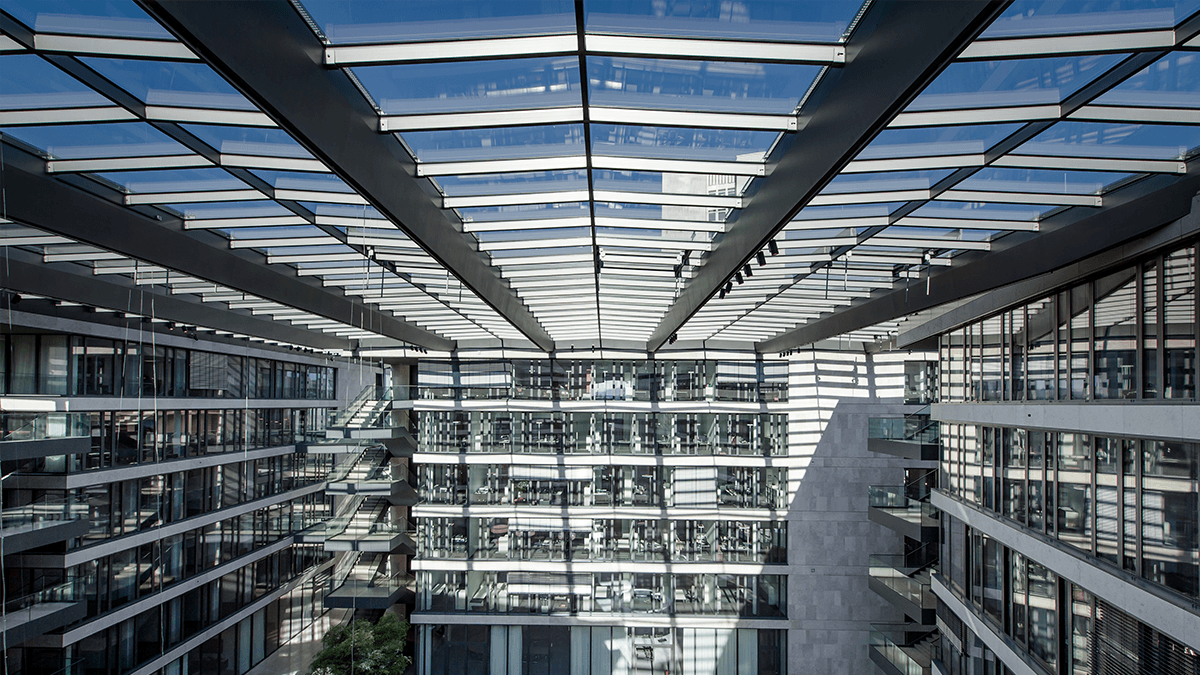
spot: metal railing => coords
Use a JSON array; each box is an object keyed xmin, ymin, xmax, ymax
[
  {"xmin": 1, "ymin": 496, "xmax": 89, "ymax": 531},
  {"xmin": 328, "ymin": 385, "xmax": 413, "ymax": 428},
  {"xmin": 868, "ymin": 416, "xmax": 939, "ymax": 445},
  {"xmin": 870, "ymin": 624, "xmax": 936, "ymax": 675},
  {"xmin": 869, "ymin": 486, "xmax": 939, "ymax": 525},
  {"xmin": 869, "ymin": 554, "xmax": 936, "ymax": 608},
  {"xmin": 2, "ymin": 578, "xmax": 82, "ymax": 618},
  {"xmin": 0, "ymin": 412, "xmax": 90, "ymax": 443}
]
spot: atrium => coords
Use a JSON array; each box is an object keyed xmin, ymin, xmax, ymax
[{"xmin": 0, "ymin": 1, "xmax": 1198, "ymax": 674}]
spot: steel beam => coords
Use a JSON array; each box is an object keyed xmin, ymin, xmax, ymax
[
  {"xmin": 139, "ymin": 0, "xmax": 554, "ymax": 351},
  {"xmin": 0, "ymin": 250, "xmax": 353, "ymax": 351},
  {"xmin": 893, "ymin": 196, "xmax": 1200, "ymax": 349},
  {"xmin": 0, "ymin": 144, "xmax": 454, "ymax": 351},
  {"xmin": 645, "ymin": 0, "xmax": 1010, "ymax": 351},
  {"xmin": 758, "ymin": 172, "xmax": 1200, "ymax": 353}
]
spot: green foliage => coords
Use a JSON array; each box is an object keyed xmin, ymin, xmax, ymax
[{"xmin": 309, "ymin": 614, "xmax": 411, "ymax": 675}]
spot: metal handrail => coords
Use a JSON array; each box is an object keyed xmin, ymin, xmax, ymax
[
  {"xmin": 1, "ymin": 496, "xmax": 89, "ymax": 530},
  {"xmin": 869, "ymin": 555, "xmax": 937, "ymax": 607},
  {"xmin": 0, "ymin": 412, "xmax": 90, "ymax": 443},
  {"xmin": 870, "ymin": 624, "xmax": 936, "ymax": 675},
  {"xmin": 2, "ymin": 578, "xmax": 82, "ymax": 615}
]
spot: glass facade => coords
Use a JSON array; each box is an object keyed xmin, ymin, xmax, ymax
[
  {"xmin": 0, "ymin": 331, "xmax": 349, "ymax": 675},
  {"xmin": 413, "ymin": 358, "xmax": 789, "ymax": 674},
  {"xmin": 419, "ymin": 410, "xmax": 788, "ymax": 457},
  {"xmin": 0, "ymin": 331, "xmax": 336, "ymax": 399},
  {"xmin": 418, "ymin": 359, "xmax": 788, "ymax": 402},
  {"xmin": 939, "ymin": 240, "xmax": 1198, "ymax": 404}
]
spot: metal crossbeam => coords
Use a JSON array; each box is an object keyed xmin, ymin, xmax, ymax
[
  {"xmin": 645, "ymin": 0, "xmax": 1011, "ymax": 351},
  {"xmin": 758, "ymin": 172, "xmax": 1200, "ymax": 353},
  {"xmin": 0, "ymin": 249, "xmax": 352, "ymax": 351},
  {"xmin": 140, "ymin": 0, "xmax": 554, "ymax": 351},
  {"xmin": 1, "ymin": 142, "xmax": 454, "ymax": 351}
]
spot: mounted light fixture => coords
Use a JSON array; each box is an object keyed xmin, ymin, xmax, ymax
[
  {"xmin": 743, "ymin": 264, "xmax": 753, "ymax": 278},
  {"xmin": 735, "ymin": 272, "xmax": 744, "ymax": 285},
  {"xmin": 768, "ymin": 240, "xmax": 779, "ymax": 256},
  {"xmin": 756, "ymin": 251, "xmax": 766, "ymax": 266}
]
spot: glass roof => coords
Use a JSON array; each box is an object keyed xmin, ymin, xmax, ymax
[{"xmin": 3, "ymin": 0, "xmax": 1200, "ymax": 351}]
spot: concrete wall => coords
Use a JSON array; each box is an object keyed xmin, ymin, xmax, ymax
[{"xmin": 785, "ymin": 349, "xmax": 932, "ymax": 674}]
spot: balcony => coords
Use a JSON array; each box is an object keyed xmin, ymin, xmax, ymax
[
  {"xmin": 0, "ymin": 412, "xmax": 91, "ymax": 461},
  {"xmin": 868, "ymin": 486, "xmax": 939, "ymax": 542},
  {"xmin": 1, "ymin": 579, "xmax": 85, "ymax": 645},
  {"xmin": 325, "ymin": 554, "xmax": 415, "ymax": 611},
  {"xmin": 1, "ymin": 497, "xmax": 90, "ymax": 555},
  {"xmin": 325, "ymin": 386, "xmax": 416, "ymax": 442},
  {"xmin": 308, "ymin": 496, "xmax": 415, "ymax": 554},
  {"xmin": 867, "ymin": 409, "xmax": 938, "ymax": 461},
  {"xmin": 325, "ymin": 444, "xmax": 417, "ymax": 505},
  {"xmin": 870, "ymin": 624, "xmax": 936, "ymax": 675},
  {"xmin": 868, "ymin": 550, "xmax": 937, "ymax": 624}
]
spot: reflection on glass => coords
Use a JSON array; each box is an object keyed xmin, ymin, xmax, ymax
[
  {"xmin": 584, "ymin": 0, "xmax": 864, "ymax": 42},
  {"xmin": 856, "ymin": 124, "xmax": 1022, "ymax": 160},
  {"xmin": 82, "ymin": 58, "xmax": 255, "ymax": 110},
  {"xmin": 588, "ymin": 56, "xmax": 819, "ymax": 114},
  {"xmin": 982, "ymin": 0, "xmax": 1200, "ymax": 38},
  {"xmin": 0, "ymin": 122, "xmax": 188, "ymax": 158},
  {"xmin": 400, "ymin": 124, "xmax": 584, "ymax": 162},
  {"xmin": 1018, "ymin": 121, "xmax": 1200, "ymax": 160},
  {"xmin": 910, "ymin": 54, "xmax": 1123, "ymax": 111},
  {"xmin": 0, "ymin": 0, "xmax": 174, "ymax": 39},
  {"xmin": 591, "ymin": 124, "xmax": 774, "ymax": 162},
  {"xmin": 300, "ymin": 0, "xmax": 576, "ymax": 43},
  {"xmin": 0, "ymin": 54, "xmax": 111, "ymax": 111},
  {"xmin": 353, "ymin": 57, "xmax": 581, "ymax": 114}
]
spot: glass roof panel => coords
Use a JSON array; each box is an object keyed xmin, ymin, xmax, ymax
[
  {"xmin": 880, "ymin": 225, "xmax": 996, "ymax": 241},
  {"xmin": 909, "ymin": 200, "xmax": 1052, "ymax": 221},
  {"xmin": 594, "ymin": 170, "xmax": 752, "ymax": 196},
  {"xmin": 981, "ymin": 0, "xmax": 1200, "ymax": 38},
  {"xmin": 1015, "ymin": 121, "xmax": 1200, "ymax": 160},
  {"xmin": 587, "ymin": 56, "xmax": 820, "ymax": 114},
  {"xmin": 792, "ymin": 203, "xmax": 905, "ymax": 221},
  {"xmin": 908, "ymin": 54, "xmax": 1125, "ymax": 111},
  {"xmin": 95, "ymin": 168, "xmax": 249, "ymax": 193},
  {"xmin": 399, "ymin": 124, "xmax": 585, "ymax": 162},
  {"xmin": 437, "ymin": 170, "xmax": 588, "ymax": 196},
  {"xmin": 225, "ymin": 225, "xmax": 325, "ymax": 240},
  {"xmin": 353, "ymin": 57, "xmax": 581, "ymax": 115},
  {"xmin": 300, "ymin": 0, "xmax": 576, "ymax": 44},
  {"xmin": 583, "ymin": 0, "xmax": 865, "ymax": 42},
  {"xmin": 856, "ymin": 124, "xmax": 1023, "ymax": 159},
  {"xmin": 956, "ymin": 167, "xmax": 1134, "ymax": 194},
  {"xmin": 81, "ymin": 58, "xmax": 256, "ymax": 111},
  {"xmin": 822, "ymin": 169, "xmax": 954, "ymax": 194},
  {"xmin": 594, "ymin": 202, "xmax": 692, "ymax": 220},
  {"xmin": 250, "ymin": 170, "xmax": 355, "ymax": 193},
  {"xmin": 591, "ymin": 124, "xmax": 775, "ymax": 161},
  {"xmin": 0, "ymin": 54, "xmax": 111, "ymax": 110},
  {"xmin": 1092, "ymin": 51, "xmax": 1200, "ymax": 108},
  {"xmin": 0, "ymin": 122, "xmax": 189, "ymax": 158},
  {"xmin": 305, "ymin": 203, "xmax": 387, "ymax": 221},
  {"xmin": 460, "ymin": 203, "xmax": 589, "ymax": 221},
  {"xmin": 181, "ymin": 125, "xmax": 315, "ymax": 158},
  {"xmin": 165, "ymin": 200, "xmax": 294, "ymax": 220},
  {"xmin": 0, "ymin": 0, "xmax": 174, "ymax": 39}
]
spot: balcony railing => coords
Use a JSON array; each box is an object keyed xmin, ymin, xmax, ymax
[
  {"xmin": 870, "ymin": 624, "xmax": 935, "ymax": 675},
  {"xmin": 0, "ymin": 412, "xmax": 90, "ymax": 443},
  {"xmin": 868, "ymin": 415, "xmax": 939, "ymax": 445},
  {"xmin": 2, "ymin": 578, "xmax": 82, "ymax": 618},
  {"xmin": 1, "ymin": 496, "xmax": 89, "ymax": 532},
  {"xmin": 869, "ymin": 554, "xmax": 936, "ymax": 608}
]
